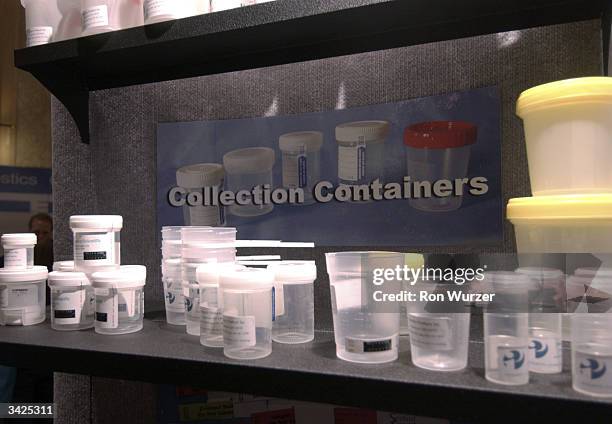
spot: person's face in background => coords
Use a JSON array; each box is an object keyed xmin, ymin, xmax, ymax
[{"xmin": 29, "ymin": 219, "xmax": 52, "ymax": 245}]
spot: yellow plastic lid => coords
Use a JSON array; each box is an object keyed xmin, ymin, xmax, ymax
[
  {"xmin": 507, "ymin": 194, "xmax": 612, "ymax": 221},
  {"xmin": 516, "ymin": 77, "xmax": 612, "ymax": 117}
]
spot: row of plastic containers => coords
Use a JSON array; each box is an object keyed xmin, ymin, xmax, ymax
[
  {"xmin": 21, "ymin": 0, "xmax": 275, "ymax": 47},
  {"xmin": 0, "ymin": 215, "xmax": 147, "ymax": 335}
]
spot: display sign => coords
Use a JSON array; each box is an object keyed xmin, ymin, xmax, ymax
[{"xmin": 157, "ymin": 87, "xmax": 501, "ymax": 246}]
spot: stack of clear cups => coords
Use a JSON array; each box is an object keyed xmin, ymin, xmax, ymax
[
  {"xmin": 161, "ymin": 226, "xmax": 187, "ymax": 325},
  {"xmin": 181, "ymin": 227, "xmax": 237, "ymax": 336}
]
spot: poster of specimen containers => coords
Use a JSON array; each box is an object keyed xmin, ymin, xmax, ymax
[
  {"xmin": 157, "ymin": 87, "xmax": 502, "ymax": 246},
  {"xmin": 20, "ymin": 0, "xmax": 276, "ymax": 47}
]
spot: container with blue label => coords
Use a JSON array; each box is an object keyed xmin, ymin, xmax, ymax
[
  {"xmin": 279, "ymin": 132, "xmax": 323, "ymax": 205},
  {"xmin": 572, "ymin": 314, "xmax": 612, "ymax": 397}
]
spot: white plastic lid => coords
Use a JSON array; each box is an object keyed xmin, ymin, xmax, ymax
[
  {"xmin": 176, "ymin": 163, "xmax": 224, "ymax": 188},
  {"xmin": 219, "ymin": 267, "xmax": 274, "ymax": 290},
  {"xmin": 161, "ymin": 226, "xmax": 184, "ymax": 240},
  {"xmin": 0, "ymin": 266, "xmax": 48, "ymax": 283},
  {"xmin": 69, "ymin": 215, "xmax": 123, "ymax": 231},
  {"xmin": 1, "ymin": 233, "xmax": 37, "ymax": 248},
  {"xmin": 279, "ymin": 131, "xmax": 324, "ymax": 153},
  {"xmin": 223, "ymin": 147, "xmax": 275, "ymax": 174},
  {"xmin": 335, "ymin": 121, "xmax": 390, "ymax": 143},
  {"xmin": 91, "ymin": 265, "xmax": 146, "ymax": 288},
  {"xmin": 197, "ymin": 263, "xmax": 245, "ymax": 286},
  {"xmin": 267, "ymin": 261, "xmax": 317, "ymax": 284},
  {"xmin": 53, "ymin": 261, "xmax": 75, "ymax": 272},
  {"xmin": 48, "ymin": 271, "xmax": 91, "ymax": 287}
]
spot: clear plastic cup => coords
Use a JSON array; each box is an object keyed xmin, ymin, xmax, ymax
[
  {"xmin": 175, "ymin": 164, "xmax": 225, "ymax": 226},
  {"xmin": 0, "ymin": 266, "xmax": 47, "ymax": 326},
  {"xmin": 223, "ymin": 147, "xmax": 275, "ymax": 217},
  {"xmin": 1, "ymin": 233, "xmax": 36, "ymax": 269},
  {"xmin": 91, "ymin": 265, "xmax": 146, "ymax": 335},
  {"xmin": 80, "ymin": 0, "xmax": 143, "ymax": 36},
  {"xmin": 48, "ymin": 271, "xmax": 95, "ymax": 331},
  {"xmin": 144, "ymin": 0, "xmax": 200, "ymax": 24},
  {"xmin": 220, "ymin": 267, "xmax": 274, "ymax": 360},
  {"xmin": 268, "ymin": 261, "xmax": 316, "ymax": 344},
  {"xmin": 70, "ymin": 215, "xmax": 122, "ymax": 273},
  {"xmin": 404, "ymin": 121, "xmax": 477, "ymax": 212},
  {"xmin": 484, "ymin": 313, "xmax": 530, "ymax": 385},
  {"xmin": 162, "ymin": 258, "xmax": 185, "ymax": 325},
  {"xmin": 278, "ymin": 132, "xmax": 323, "ymax": 205},
  {"xmin": 527, "ymin": 313, "xmax": 562, "ymax": 374},
  {"xmin": 571, "ymin": 314, "xmax": 612, "ymax": 397},
  {"xmin": 55, "ymin": 0, "xmax": 82, "ymax": 42},
  {"xmin": 325, "ymin": 251, "xmax": 402, "ymax": 364},
  {"xmin": 21, "ymin": 0, "xmax": 62, "ymax": 46},
  {"xmin": 335, "ymin": 121, "xmax": 389, "ymax": 187}
]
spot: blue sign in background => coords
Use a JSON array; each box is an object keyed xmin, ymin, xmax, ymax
[{"xmin": 157, "ymin": 87, "xmax": 502, "ymax": 246}]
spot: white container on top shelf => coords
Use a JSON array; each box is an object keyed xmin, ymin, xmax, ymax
[
  {"xmin": 223, "ymin": 147, "xmax": 275, "ymax": 217},
  {"xmin": 91, "ymin": 265, "xmax": 146, "ymax": 335},
  {"xmin": 48, "ymin": 271, "xmax": 95, "ymax": 331},
  {"xmin": 21, "ymin": 0, "xmax": 62, "ymax": 47},
  {"xmin": 335, "ymin": 121, "xmax": 390, "ymax": 187},
  {"xmin": 80, "ymin": 0, "xmax": 144, "ymax": 36},
  {"xmin": 0, "ymin": 266, "xmax": 48, "ymax": 326},
  {"xmin": 279, "ymin": 132, "xmax": 323, "ymax": 205},
  {"xmin": 267, "ymin": 261, "xmax": 316, "ymax": 344},
  {"xmin": 176, "ymin": 164, "xmax": 225, "ymax": 226},
  {"xmin": 1, "ymin": 233, "xmax": 36, "ymax": 269},
  {"xmin": 220, "ymin": 267, "xmax": 274, "ymax": 360},
  {"xmin": 70, "ymin": 215, "xmax": 122, "ymax": 272},
  {"xmin": 56, "ymin": 0, "xmax": 83, "ymax": 42},
  {"xmin": 143, "ymin": 0, "xmax": 203, "ymax": 24},
  {"xmin": 517, "ymin": 77, "xmax": 612, "ymax": 195}
]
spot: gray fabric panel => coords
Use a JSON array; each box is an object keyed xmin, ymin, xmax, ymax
[
  {"xmin": 53, "ymin": 373, "xmax": 91, "ymax": 423},
  {"xmin": 90, "ymin": 377, "xmax": 157, "ymax": 424}
]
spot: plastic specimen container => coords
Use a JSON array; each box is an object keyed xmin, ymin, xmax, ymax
[
  {"xmin": 21, "ymin": 0, "xmax": 62, "ymax": 47},
  {"xmin": 161, "ymin": 226, "xmax": 184, "ymax": 259},
  {"xmin": 278, "ymin": 132, "xmax": 323, "ymax": 205},
  {"xmin": 335, "ymin": 121, "xmax": 390, "ymax": 186},
  {"xmin": 404, "ymin": 121, "xmax": 477, "ymax": 212},
  {"xmin": 144, "ymin": 0, "xmax": 201, "ymax": 24},
  {"xmin": 48, "ymin": 271, "xmax": 95, "ymax": 331},
  {"xmin": 209, "ymin": 0, "xmax": 242, "ymax": 12},
  {"xmin": 571, "ymin": 313, "xmax": 612, "ymax": 397},
  {"xmin": 268, "ymin": 261, "xmax": 316, "ymax": 344},
  {"xmin": 1, "ymin": 233, "xmax": 36, "ymax": 269},
  {"xmin": 55, "ymin": 0, "xmax": 82, "ymax": 42},
  {"xmin": 70, "ymin": 215, "xmax": 122, "ymax": 273},
  {"xmin": 0, "ymin": 266, "xmax": 48, "ymax": 326},
  {"xmin": 80, "ymin": 0, "xmax": 144, "ymax": 36},
  {"xmin": 91, "ymin": 265, "xmax": 146, "ymax": 335},
  {"xmin": 223, "ymin": 147, "xmax": 275, "ymax": 217},
  {"xmin": 220, "ymin": 267, "xmax": 274, "ymax": 360},
  {"xmin": 516, "ymin": 77, "xmax": 612, "ymax": 195},
  {"xmin": 176, "ymin": 164, "xmax": 225, "ymax": 226},
  {"xmin": 325, "ymin": 251, "xmax": 403, "ymax": 364},
  {"xmin": 161, "ymin": 258, "xmax": 185, "ymax": 325},
  {"xmin": 53, "ymin": 261, "xmax": 75, "ymax": 272}
]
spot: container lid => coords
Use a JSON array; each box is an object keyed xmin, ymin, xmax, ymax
[
  {"xmin": 516, "ymin": 77, "xmax": 612, "ymax": 116},
  {"xmin": 223, "ymin": 147, "xmax": 275, "ymax": 173},
  {"xmin": 48, "ymin": 271, "xmax": 91, "ymax": 287},
  {"xmin": 219, "ymin": 267, "xmax": 274, "ymax": 290},
  {"xmin": 507, "ymin": 194, "xmax": 612, "ymax": 221},
  {"xmin": 403, "ymin": 121, "xmax": 477, "ymax": 149},
  {"xmin": 161, "ymin": 226, "xmax": 185, "ymax": 240},
  {"xmin": 515, "ymin": 267, "xmax": 564, "ymax": 280},
  {"xmin": 176, "ymin": 163, "xmax": 224, "ymax": 188},
  {"xmin": 69, "ymin": 215, "xmax": 123, "ymax": 230},
  {"xmin": 279, "ymin": 131, "xmax": 323, "ymax": 152},
  {"xmin": 267, "ymin": 261, "xmax": 317, "ymax": 283},
  {"xmin": 197, "ymin": 263, "xmax": 245, "ymax": 285},
  {"xmin": 0, "ymin": 266, "xmax": 48, "ymax": 283},
  {"xmin": 181, "ymin": 227, "xmax": 236, "ymax": 245},
  {"xmin": 53, "ymin": 260, "xmax": 75, "ymax": 272},
  {"xmin": 1, "ymin": 233, "xmax": 37, "ymax": 247},
  {"xmin": 335, "ymin": 121, "xmax": 390, "ymax": 143},
  {"xmin": 91, "ymin": 265, "xmax": 146, "ymax": 288}
]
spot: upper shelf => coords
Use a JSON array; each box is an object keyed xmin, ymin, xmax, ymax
[{"xmin": 13, "ymin": 0, "xmax": 611, "ymax": 144}]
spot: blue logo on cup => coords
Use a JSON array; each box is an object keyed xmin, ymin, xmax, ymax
[
  {"xmin": 166, "ymin": 292, "xmax": 175, "ymax": 304},
  {"xmin": 580, "ymin": 359, "xmax": 607, "ymax": 379},
  {"xmin": 529, "ymin": 340, "xmax": 549, "ymax": 359},
  {"xmin": 185, "ymin": 297, "xmax": 193, "ymax": 312},
  {"xmin": 503, "ymin": 350, "xmax": 525, "ymax": 369}
]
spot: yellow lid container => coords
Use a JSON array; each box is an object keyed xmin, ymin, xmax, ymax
[
  {"xmin": 507, "ymin": 194, "xmax": 612, "ymax": 221},
  {"xmin": 516, "ymin": 77, "xmax": 612, "ymax": 117}
]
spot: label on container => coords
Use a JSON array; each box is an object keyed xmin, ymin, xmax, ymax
[
  {"xmin": 574, "ymin": 350, "xmax": 612, "ymax": 391},
  {"xmin": 345, "ymin": 336, "xmax": 395, "ymax": 353},
  {"xmin": 497, "ymin": 346, "xmax": 527, "ymax": 377},
  {"xmin": 528, "ymin": 337, "xmax": 562, "ymax": 372},
  {"xmin": 3, "ymin": 248, "xmax": 27, "ymax": 269},
  {"xmin": 338, "ymin": 143, "xmax": 366, "ymax": 182},
  {"xmin": 53, "ymin": 290, "xmax": 85, "ymax": 325},
  {"xmin": 273, "ymin": 282, "xmax": 284, "ymax": 317},
  {"xmin": 96, "ymin": 293, "xmax": 118, "ymax": 329},
  {"xmin": 164, "ymin": 280, "xmax": 185, "ymax": 312},
  {"xmin": 82, "ymin": 5, "xmax": 109, "ymax": 30},
  {"xmin": 86, "ymin": 290, "xmax": 96, "ymax": 317},
  {"xmin": 118, "ymin": 290, "xmax": 136, "ymax": 318},
  {"xmin": 74, "ymin": 232, "xmax": 114, "ymax": 263},
  {"xmin": 144, "ymin": 0, "xmax": 178, "ymax": 20},
  {"xmin": 407, "ymin": 314, "xmax": 452, "ymax": 350},
  {"xmin": 26, "ymin": 26, "xmax": 53, "ymax": 47},
  {"xmin": 223, "ymin": 315, "xmax": 256, "ymax": 348},
  {"xmin": 201, "ymin": 306, "xmax": 223, "ymax": 336},
  {"xmin": 282, "ymin": 153, "xmax": 308, "ymax": 189},
  {"xmin": 0, "ymin": 285, "xmax": 38, "ymax": 308}
]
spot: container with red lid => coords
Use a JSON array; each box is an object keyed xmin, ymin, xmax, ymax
[{"xmin": 404, "ymin": 121, "xmax": 477, "ymax": 212}]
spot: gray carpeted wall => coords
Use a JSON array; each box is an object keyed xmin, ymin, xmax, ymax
[{"xmin": 51, "ymin": 20, "xmax": 603, "ymax": 423}]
